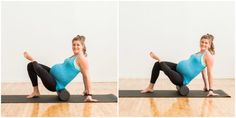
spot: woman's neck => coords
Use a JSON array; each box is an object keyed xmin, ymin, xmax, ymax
[
  {"xmin": 74, "ymin": 52, "xmax": 84, "ymax": 57},
  {"xmin": 200, "ymin": 49, "xmax": 207, "ymax": 53}
]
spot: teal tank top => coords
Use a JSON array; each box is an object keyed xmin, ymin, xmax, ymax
[
  {"xmin": 176, "ymin": 51, "xmax": 207, "ymax": 85},
  {"xmin": 50, "ymin": 56, "xmax": 80, "ymax": 91}
]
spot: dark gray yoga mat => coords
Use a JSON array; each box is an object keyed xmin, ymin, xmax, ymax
[
  {"xmin": 119, "ymin": 90, "xmax": 230, "ymax": 98},
  {"xmin": 1, "ymin": 94, "xmax": 117, "ymax": 103}
]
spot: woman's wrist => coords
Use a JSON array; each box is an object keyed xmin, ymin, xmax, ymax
[
  {"xmin": 84, "ymin": 93, "xmax": 93, "ymax": 96},
  {"xmin": 83, "ymin": 90, "xmax": 92, "ymax": 96}
]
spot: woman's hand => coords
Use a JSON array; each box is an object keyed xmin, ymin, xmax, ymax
[
  {"xmin": 207, "ymin": 91, "xmax": 219, "ymax": 96},
  {"xmin": 83, "ymin": 91, "xmax": 98, "ymax": 102},
  {"xmin": 84, "ymin": 95, "xmax": 98, "ymax": 102}
]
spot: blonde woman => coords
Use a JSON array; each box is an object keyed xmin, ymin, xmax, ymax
[
  {"xmin": 142, "ymin": 34, "xmax": 219, "ymax": 96},
  {"xmin": 24, "ymin": 35, "xmax": 98, "ymax": 102}
]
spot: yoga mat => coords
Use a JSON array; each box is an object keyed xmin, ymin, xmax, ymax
[
  {"xmin": 1, "ymin": 94, "xmax": 117, "ymax": 103},
  {"xmin": 119, "ymin": 90, "xmax": 230, "ymax": 98}
]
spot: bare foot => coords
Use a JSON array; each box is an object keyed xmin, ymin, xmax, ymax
[
  {"xmin": 141, "ymin": 88, "xmax": 154, "ymax": 93},
  {"xmin": 149, "ymin": 51, "xmax": 161, "ymax": 61},
  {"xmin": 26, "ymin": 92, "xmax": 40, "ymax": 98},
  {"xmin": 24, "ymin": 51, "xmax": 35, "ymax": 61}
]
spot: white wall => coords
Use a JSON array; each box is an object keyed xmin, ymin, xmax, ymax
[
  {"xmin": 119, "ymin": 1, "xmax": 235, "ymax": 79},
  {"xmin": 1, "ymin": 1, "xmax": 235, "ymax": 83},
  {"xmin": 2, "ymin": 1, "xmax": 117, "ymax": 82}
]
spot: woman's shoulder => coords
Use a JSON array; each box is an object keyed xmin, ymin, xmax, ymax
[
  {"xmin": 76, "ymin": 54, "xmax": 89, "ymax": 69},
  {"xmin": 76, "ymin": 54, "xmax": 88, "ymax": 63},
  {"xmin": 204, "ymin": 50, "xmax": 214, "ymax": 64},
  {"xmin": 204, "ymin": 50, "xmax": 213, "ymax": 58}
]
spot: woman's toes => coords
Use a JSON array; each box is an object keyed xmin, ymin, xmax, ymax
[
  {"xmin": 26, "ymin": 93, "xmax": 40, "ymax": 98},
  {"xmin": 141, "ymin": 89, "xmax": 154, "ymax": 93}
]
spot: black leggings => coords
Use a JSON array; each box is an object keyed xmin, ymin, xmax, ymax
[
  {"xmin": 150, "ymin": 61, "xmax": 183, "ymax": 86},
  {"xmin": 27, "ymin": 61, "xmax": 56, "ymax": 92}
]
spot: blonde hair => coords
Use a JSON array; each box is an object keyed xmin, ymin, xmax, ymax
[
  {"xmin": 72, "ymin": 35, "xmax": 87, "ymax": 56},
  {"xmin": 201, "ymin": 33, "xmax": 215, "ymax": 55}
]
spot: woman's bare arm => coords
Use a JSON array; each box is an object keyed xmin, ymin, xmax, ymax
[
  {"xmin": 201, "ymin": 69, "xmax": 208, "ymax": 91},
  {"xmin": 77, "ymin": 56, "xmax": 91, "ymax": 94},
  {"xmin": 77, "ymin": 55, "xmax": 98, "ymax": 101},
  {"xmin": 205, "ymin": 52, "xmax": 219, "ymax": 96}
]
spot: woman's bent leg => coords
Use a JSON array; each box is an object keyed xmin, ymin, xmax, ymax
[
  {"xmin": 30, "ymin": 61, "xmax": 56, "ymax": 91},
  {"xmin": 159, "ymin": 61, "xmax": 183, "ymax": 86}
]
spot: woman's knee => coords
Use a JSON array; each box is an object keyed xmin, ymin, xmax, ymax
[
  {"xmin": 159, "ymin": 61, "xmax": 168, "ymax": 66},
  {"xmin": 27, "ymin": 62, "xmax": 34, "ymax": 71},
  {"xmin": 154, "ymin": 61, "xmax": 160, "ymax": 67},
  {"xmin": 159, "ymin": 62, "xmax": 167, "ymax": 69}
]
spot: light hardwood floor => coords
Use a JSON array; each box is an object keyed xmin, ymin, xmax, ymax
[
  {"xmin": 1, "ymin": 79, "xmax": 235, "ymax": 117},
  {"xmin": 119, "ymin": 78, "xmax": 234, "ymax": 117},
  {"xmin": 1, "ymin": 82, "xmax": 117, "ymax": 117}
]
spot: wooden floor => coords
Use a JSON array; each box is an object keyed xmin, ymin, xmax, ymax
[
  {"xmin": 1, "ymin": 82, "xmax": 117, "ymax": 117},
  {"xmin": 119, "ymin": 78, "xmax": 235, "ymax": 117},
  {"xmin": 1, "ymin": 79, "xmax": 235, "ymax": 117}
]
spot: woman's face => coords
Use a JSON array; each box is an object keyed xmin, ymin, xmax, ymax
[
  {"xmin": 72, "ymin": 40, "xmax": 83, "ymax": 55},
  {"xmin": 200, "ymin": 38, "xmax": 210, "ymax": 51}
]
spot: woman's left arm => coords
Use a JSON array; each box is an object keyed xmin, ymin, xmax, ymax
[
  {"xmin": 77, "ymin": 56, "xmax": 91, "ymax": 94},
  {"xmin": 201, "ymin": 69, "xmax": 208, "ymax": 91},
  {"xmin": 77, "ymin": 56, "xmax": 98, "ymax": 101},
  {"xmin": 205, "ymin": 52, "xmax": 219, "ymax": 96}
]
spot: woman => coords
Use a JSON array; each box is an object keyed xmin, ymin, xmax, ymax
[
  {"xmin": 141, "ymin": 33, "xmax": 219, "ymax": 96},
  {"xmin": 24, "ymin": 35, "xmax": 98, "ymax": 102}
]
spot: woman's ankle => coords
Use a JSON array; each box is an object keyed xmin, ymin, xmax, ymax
[{"xmin": 148, "ymin": 83, "xmax": 154, "ymax": 89}]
